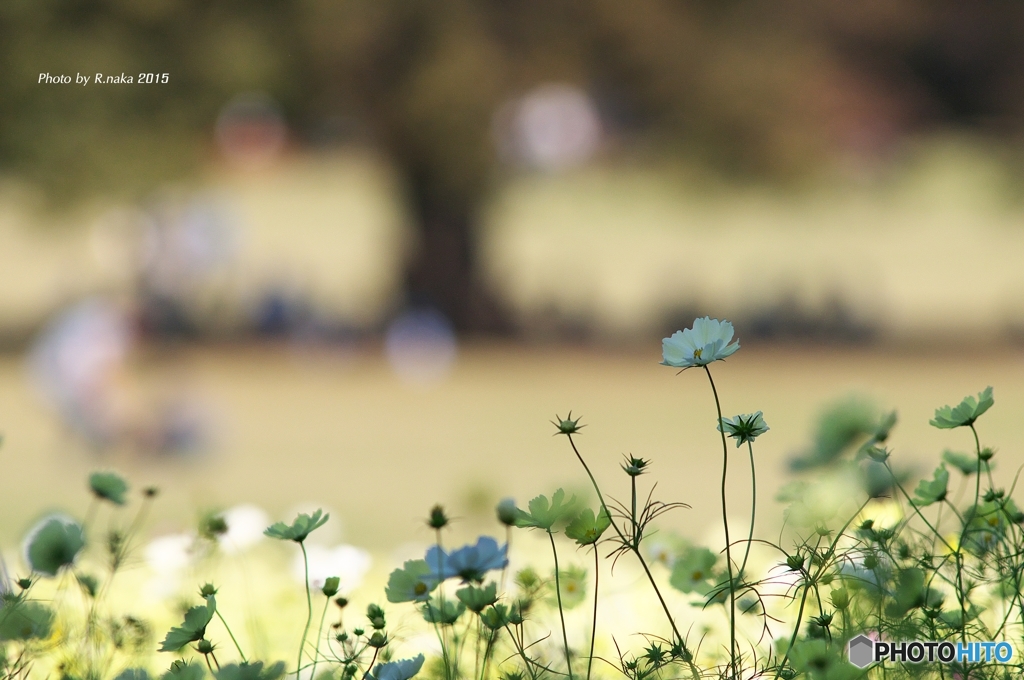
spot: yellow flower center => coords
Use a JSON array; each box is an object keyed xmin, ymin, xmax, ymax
[
  {"xmin": 414, "ymin": 582, "xmax": 428, "ymax": 595},
  {"xmin": 693, "ymin": 348, "xmax": 703, "ymax": 360},
  {"xmin": 692, "ymin": 570, "xmax": 703, "ymax": 581}
]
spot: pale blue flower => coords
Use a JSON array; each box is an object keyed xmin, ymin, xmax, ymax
[
  {"xmin": 371, "ymin": 654, "xmax": 425, "ymax": 680},
  {"xmin": 718, "ymin": 411, "xmax": 769, "ymax": 447},
  {"xmin": 661, "ymin": 317, "xmax": 740, "ymax": 368},
  {"xmin": 425, "ymin": 536, "xmax": 508, "ymax": 584}
]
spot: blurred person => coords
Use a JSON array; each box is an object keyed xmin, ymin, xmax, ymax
[
  {"xmin": 138, "ymin": 196, "xmax": 237, "ymax": 338},
  {"xmin": 28, "ymin": 298, "xmax": 136, "ymax": 450},
  {"xmin": 28, "ymin": 298, "xmax": 211, "ymax": 455}
]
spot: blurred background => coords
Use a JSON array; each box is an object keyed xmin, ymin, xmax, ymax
[{"xmin": 2, "ymin": 1, "xmax": 1024, "ymax": 553}]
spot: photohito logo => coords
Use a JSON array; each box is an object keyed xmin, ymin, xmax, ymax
[{"xmin": 847, "ymin": 634, "xmax": 1014, "ymax": 669}]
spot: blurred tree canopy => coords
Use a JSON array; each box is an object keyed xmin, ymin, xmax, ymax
[{"xmin": 3, "ymin": 0, "xmax": 1024, "ymax": 331}]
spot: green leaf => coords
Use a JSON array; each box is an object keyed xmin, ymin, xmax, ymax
[
  {"xmin": 159, "ymin": 596, "xmax": 216, "ymax": 652},
  {"xmin": 564, "ymin": 507, "xmax": 611, "ymax": 546},
  {"xmin": 263, "ymin": 509, "xmax": 328, "ymax": 543},
  {"xmin": 513, "ymin": 489, "xmax": 577, "ymax": 531},
  {"xmin": 89, "ymin": 471, "xmax": 129, "ymax": 505},
  {"xmin": 912, "ymin": 465, "xmax": 949, "ymax": 506},
  {"xmin": 26, "ymin": 516, "xmax": 85, "ymax": 576},
  {"xmin": 0, "ymin": 601, "xmax": 54, "ymax": 641},
  {"xmin": 930, "ymin": 387, "xmax": 994, "ymax": 429}
]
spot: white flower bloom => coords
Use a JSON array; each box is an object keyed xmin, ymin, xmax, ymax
[
  {"xmin": 145, "ymin": 533, "xmax": 195, "ymax": 575},
  {"xmin": 661, "ymin": 317, "xmax": 740, "ymax": 368},
  {"xmin": 217, "ymin": 504, "xmax": 270, "ymax": 554},
  {"xmin": 293, "ymin": 544, "xmax": 372, "ymax": 593}
]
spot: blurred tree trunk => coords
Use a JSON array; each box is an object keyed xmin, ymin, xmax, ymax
[{"xmin": 400, "ymin": 163, "xmax": 501, "ymax": 332}]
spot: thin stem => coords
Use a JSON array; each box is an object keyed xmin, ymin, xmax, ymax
[
  {"xmin": 565, "ymin": 434, "xmax": 627, "ymax": 545},
  {"xmin": 480, "ymin": 626, "xmax": 498, "ymax": 680},
  {"xmin": 216, "ymin": 609, "xmax": 248, "ymax": 663},
  {"xmin": 474, "ymin": 616, "xmax": 483, "ymax": 680},
  {"xmin": 704, "ymin": 365, "xmax": 737, "ymax": 680},
  {"xmin": 500, "ymin": 525, "xmax": 512, "ymax": 594},
  {"xmin": 82, "ymin": 498, "xmax": 98, "ymax": 537},
  {"xmin": 565, "ymin": 434, "xmax": 684, "ymax": 644},
  {"xmin": 309, "ymin": 593, "xmax": 331, "ymax": 679},
  {"xmin": 587, "ymin": 547, "xmax": 599, "ymax": 680},
  {"xmin": 631, "ymin": 476, "xmax": 638, "ymax": 540},
  {"xmin": 296, "ymin": 541, "xmax": 314, "ymax": 678},
  {"xmin": 361, "ymin": 647, "xmax": 381, "ymax": 680},
  {"xmin": 549, "ymin": 531, "xmax": 574, "ymax": 680},
  {"xmin": 739, "ymin": 440, "xmax": 757, "ymax": 579},
  {"xmin": 435, "ymin": 528, "xmax": 454, "ymax": 680}
]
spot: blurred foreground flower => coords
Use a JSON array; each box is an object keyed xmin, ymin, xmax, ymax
[
  {"xmin": 425, "ymin": 537, "xmax": 508, "ymax": 584},
  {"xmin": 385, "ymin": 560, "xmax": 437, "ymax": 603},
  {"xmin": 370, "ymin": 654, "xmax": 425, "ymax": 680},
  {"xmin": 89, "ymin": 471, "xmax": 129, "ymax": 505},
  {"xmin": 145, "ymin": 533, "xmax": 195, "ymax": 576},
  {"xmin": 661, "ymin": 317, "xmax": 739, "ymax": 368},
  {"xmin": 23, "ymin": 515, "xmax": 85, "ymax": 577},
  {"xmin": 718, "ymin": 412, "xmax": 770, "ymax": 448},
  {"xmin": 217, "ymin": 504, "xmax": 270, "ymax": 554},
  {"xmin": 292, "ymin": 544, "xmax": 372, "ymax": 592}
]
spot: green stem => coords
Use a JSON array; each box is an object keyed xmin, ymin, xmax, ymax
[
  {"xmin": 296, "ymin": 541, "xmax": 314, "ymax": 678},
  {"xmin": 309, "ymin": 594, "xmax": 330, "ymax": 679},
  {"xmin": 587, "ymin": 547, "xmax": 599, "ymax": 680},
  {"xmin": 480, "ymin": 626, "xmax": 497, "ymax": 680},
  {"xmin": 739, "ymin": 440, "xmax": 757, "ymax": 579},
  {"xmin": 566, "ymin": 434, "xmax": 627, "ymax": 546},
  {"xmin": 704, "ymin": 365, "xmax": 737, "ymax": 680},
  {"xmin": 549, "ymin": 531, "xmax": 574, "ymax": 680},
  {"xmin": 216, "ymin": 609, "xmax": 248, "ymax": 663},
  {"xmin": 566, "ymin": 434, "xmax": 684, "ymax": 645},
  {"xmin": 435, "ymin": 528, "xmax": 454, "ymax": 680}
]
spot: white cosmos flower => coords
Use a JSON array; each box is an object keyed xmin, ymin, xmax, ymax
[
  {"xmin": 145, "ymin": 533, "xmax": 195, "ymax": 575},
  {"xmin": 293, "ymin": 544, "xmax": 372, "ymax": 593},
  {"xmin": 661, "ymin": 317, "xmax": 740, "ymax": 368},
  {"xmin": 217, "ymin": 504, "xmax": 270, "ymax": 554}
]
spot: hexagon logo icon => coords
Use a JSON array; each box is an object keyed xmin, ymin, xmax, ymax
[{"xmin": 848, "ymin": 634, "xmax": 875, "ymax": 668}]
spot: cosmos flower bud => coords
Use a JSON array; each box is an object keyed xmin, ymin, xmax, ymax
[
  {"xmin": 496, "ymin": 498, "xmax": 518, "ymax": 527},
  {"xmin": 551, "ymin": 412, "xmax": 584, "ymax": 436},
  {"xmin": 427, "ymin": 505, "xmax": 449, "ymax": 530}
]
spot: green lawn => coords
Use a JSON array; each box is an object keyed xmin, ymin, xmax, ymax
[{"xmin": 2, "ymin": 343, "xmax": 1021, "ymax": 553}]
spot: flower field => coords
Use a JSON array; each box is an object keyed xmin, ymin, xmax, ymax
[{"xmin": 2, "ymin": 333, "xmax": 1024, "ymax": 678}]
